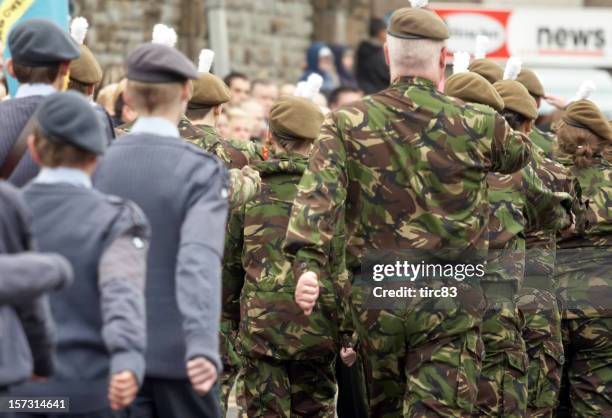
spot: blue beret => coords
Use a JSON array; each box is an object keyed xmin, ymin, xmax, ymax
[
  {"xmin": 127, "ymin": 43, "xmax": 198, "ymax": 83},
  {"xmin": 8, "ymin": 19, "xmax": 80, "ymax": 66},
  {"xmin": 36, "ymin": 92, "xmax": 106, "ymax": 155}
]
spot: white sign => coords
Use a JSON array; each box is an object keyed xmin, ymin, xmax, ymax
[{"xmin": 444, "ymin": 12, "xmax": 505, "ymax": 56}]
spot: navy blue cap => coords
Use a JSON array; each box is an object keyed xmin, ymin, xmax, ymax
[
  {"xmin": 35, "ymin": 91, "xmax": 106, "ymax": 155},
  {"xmin": 127, "ymin": 43, "xmax": 198, "ymax": 83},
  {"xmin": 8, "ymin": 19, "xmax": 80, "ymax": 66}
]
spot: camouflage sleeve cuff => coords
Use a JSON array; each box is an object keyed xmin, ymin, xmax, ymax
[{"xmin": 293, "ymin": 259, "xmax": 322, "ymax": 282}]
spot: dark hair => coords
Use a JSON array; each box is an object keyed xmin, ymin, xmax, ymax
[
  {"xmin": 12, "ymin": 62, "xmax": 60, "ymax": 84},
  {"xmin": 369, "ymin": 18, "xmax": 387, "ymax": 38},
  {"xmin": 32, "ymin": 125, "xmax": 96, "ymax": 167},
  {"xmin": 556, "ymin": 120, "xmax": 605, "ymax": 168},
  {"xmin": 114, "ymin": 92, "xmax": 125, "ymax": 119},
  {"xmin": 329, "ymin": 86, "xmax": 361, "ymax": 107},
  {"xmin": 223, "ymin": 71, "xmax": 249, "ymax": 87},
  {"xmin": 501, "ymin": 109, "xmax": 530, "ymax": 131},
  {"xmin": 68, "ymin": 78, "xmax": 93, "ymax": 95},
  {"xmin": 185, "ymin": 106, "xmax": 214, "ymax": 121}
]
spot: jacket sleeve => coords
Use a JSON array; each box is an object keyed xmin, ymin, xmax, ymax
[
  {"xmin": 0, "ymin": 253, "xmax": 73, "ymax": 304},
  {"xmin": 98, "ymin": 203, "xmax": 150, "ymax": 384},
  {"xmin": 15, "ymin": 296, "xmax": 56, "ymax": 377},
  {"xmin": 489, "ymin": 113, "xmax": 533, "ymax": 175},
  {"xmin": 176, "ymin": 158, "xmax": 229, "ymax": 372}
]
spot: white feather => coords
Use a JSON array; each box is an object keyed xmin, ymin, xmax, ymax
[
  {"xmin": 503, "ymin": 57, "xmax": 522, "ymax": 81},
  {"xmin": 152, "ymin": 24, "xmax": 177, "ymax": 47},
  {"xmin": 302, "ymin": 73, "xmax": 324, "ymax": 101},
  {"xmin": 474, "ymin": 35, "xmax": 489, "ymax": 60},
  {"xmin": 198, "ymin": 49, "xmax": 215, "ymax": 73},
  {"xmin": 453, "ymin": 51, "xmax": 471, "ymax": 75},
  {"xmin": 70, "ymin": 17, "xmax": 89, "ymax": 45},
  {"xmin": 574, "ymin": 80, "xmax": 596, "ymax": 101},
  {"xmin": 294, "ymin": 81, "xmax": 307, "ymax": 97},
  {"xmin": 409, "ymin": 0, "xmax": 429, "ymax": 8}
]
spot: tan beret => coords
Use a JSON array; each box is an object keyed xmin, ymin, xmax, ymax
[
  {"xmin": 388, "ymin": 7, "xmax": 449, "ymax": 41},
  {"xmin": 269, "ymin": 96, "xmax": 324, "ymax": 141},
  {"xmin": 563, "ymin": 100, "xmax": 612, "ymax": 142},
  {"xmin": 189, "ymin": 73, "xmax": 231, "ymax": 107},
  {"xmin": 69, "ymin": 44, "xmax": 103, "ymax": 85},
  {"xmin": 445, "ymin": 72, "xmax": 504, "ymax": 112},
  {"xmin": 516, "ymin": 69, "xmax": 545, "ymax": 98},
  {"xmin": 493, "ymin": 80, "xmax": 539, "ymax": 120},
  {"xmin": 468, "ymin": 59, "xmax": 503, "ymax": 85}
]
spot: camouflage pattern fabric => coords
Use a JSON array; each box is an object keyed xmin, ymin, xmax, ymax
[
  {"xmin": 193, "ymin": 123, "xmax": 264, "ymax": 168},
  {"xmin": 554, "ymin": 156, "xmax": 612, "ymax": 417},
  {"xmin": 284, "ymin": 76, "xmax": 532, "ymax": 417},
  {"xmin": 222, "ymin": 154, "xmax": 341, "ymax": 416},
  {"xmin": 529, "ymin": 127, "xmax": 558, "ymax": 159},
  {"xmin": 241, "ymin": 355, "xmax": 336, "ymax": 418}
]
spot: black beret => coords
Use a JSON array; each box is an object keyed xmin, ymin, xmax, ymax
[
  {"xmin": 127, "ymin": 43, "xmax": 198, "ymax": 83},
  {"xmin": 36, "ymin": 91, "xmax": 106, "ymax": 155},
  {"xmin": 8, "ymin": 19, "xmax": 80, "ymax": 66}
]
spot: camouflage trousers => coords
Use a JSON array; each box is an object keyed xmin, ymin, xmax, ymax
[
  {"xmin": 353, "ymin": 280, "xmax": 486, "ymax": 418},
  {"xmin": 556, "ymin": 317, "xmax": 612, "ymax": 418},
  {"xmin": 241, "ymin": 355, "xmax": 337, "ymax": 418},
  {"xmin": 516, "ymin": 287, "xmax": 563, "ymax": 418},
  {"xmin": 474, "ymin": 302, "xmax": 528, "ymax": 418},
  {"xmin": 220, "ymin": 320, "xmax": 246, "ymax": 417}
]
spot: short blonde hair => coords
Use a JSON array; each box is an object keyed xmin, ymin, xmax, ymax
[
  {"xmin": 126, "ymin": 80, "xmax": 183, "ymax": 113},
  {"xmin": 387, "ymin": 35, "xmax": 444, "ymax": 75}
]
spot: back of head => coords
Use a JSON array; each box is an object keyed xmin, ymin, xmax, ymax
[
  {"xmin": 516, "ymin": 68, "xmax": 545, "ymax": 99},
  {"xmin": 445, "ymin": 73, "xmax": 504, "ymax": 111},
  {"xmin": 558, "ymin": 99, "xmax": 611, "ymax": 167},
  {"xmin": 468, "ymin": 59, "xmax": 503, "ymax": 85},
  {"xmin": 369, "ymin": 17, "xmax": 387, "ymax": 38},
  {"xmin": 493, "ymin": 80, "xmax": 538, "ymax": 121},
  {"xmin": 269, "ymin": 96, "xmax": 324, "ymax": 143},
  {"xmin": 68, "ymin": 17, "xmax": 103, "ymax": 88}
]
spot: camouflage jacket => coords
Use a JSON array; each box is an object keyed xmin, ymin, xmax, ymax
[
  {"xmin": 223, "ymin": 155, "xmax": 343, "ymax": 360},
  {"xmin": 529, "ymin": 126, "xmax": 558, "ymax": 159},
  {"xmin": 486, "ymin": 150, "xmax": 574, "ymax": 289},
  {"xmin": 556, "ymin": 156, "xmax": 612, "ymax": 318},
  {"xmin": 283, "ymin": 76, "xmax": 533, "ymax": 282},
  {"xmin": 193, "ymin": 124, "xmax": 264, "ymax": 169}
]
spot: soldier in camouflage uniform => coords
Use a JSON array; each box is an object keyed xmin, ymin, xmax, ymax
[
  {"xmin": 223, "ymin": 95, "xmax": 347, "ymax": 417},
  {"xmin": 517, "ymin": 69, "xmax": 558, "ymax": 159},
  {"xmin": 553, "ymin": 100, "xmax": 612, "ymax": 417},
  {"xmin": 284, "ymin": 4, "xmax": 533, "ymax": 417},
  {"xmin": 445, "ymin": 68, "xmax": 572, "ymax": 418}
]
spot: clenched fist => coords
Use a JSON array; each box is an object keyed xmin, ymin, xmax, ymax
[
  {"xmin": 295, "ymin": 271, "xmax": 319, "ymax": 316},
  {"xmin": 187, "ymin": 356, "xmax": 218, "ymax": 396},
  {"xmin": 108, "ymin": 370, "xmax": 138, "ymax": 410}
]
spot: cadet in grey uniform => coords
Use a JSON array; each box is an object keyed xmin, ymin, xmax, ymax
[
  {"xmin": 12, "ymin": 91, "xmax": 149, "ymax": 418},
  {"xmin": 0, "ymin": 19, "xmax": 80, "ymax": 186},
  {"xmin": 94, "ymin": 42, "xmax": 229, "ymax": 418},
  {"xmin": 0, "ymin": 181, "xmax": 74, "ymax": 395}
]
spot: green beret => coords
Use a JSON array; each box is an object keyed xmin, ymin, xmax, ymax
[
  {"xmin": 69, "ymin": 44, "xmax": 103, "ymax": 85},
  {"xmin": 189, "ymin": 73, "xmax": 231, "ymax": 107},
  {"xmin": 269, "ymin": 96, "xmax": 324, "ymax": 141},
  {"xmin": 516, "ymin": 69, "xmax": 545, "ymax": 98},
  {"xmin": 388, "ymin": 7, "xmax": 449, "ymax": 41},
  {"xmin": 493, "ymin": 80, "xmax": 539, "ymax": 120},
  {"xmin": 445, "ymin": 73, "xmax": 504, "ymax": 112},
  {"xmin": 563, "ymin": 100, "xmax": 612, "ymax": 142},
  {"xmin": 468, "ymin": 59, "xmax": 503, "ymax": 84}
]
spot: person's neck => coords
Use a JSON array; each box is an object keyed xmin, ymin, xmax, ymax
[
  {"xmin": 138, "ymin": 110, "xmax": 181, "ymax": 126},
  {"xmin": 390, "ymin": 70, "xmax": 439, "ymax": 85},
  {"xmin": 193, "ymin": 112, "xmax": 217, "ymax": 127}
]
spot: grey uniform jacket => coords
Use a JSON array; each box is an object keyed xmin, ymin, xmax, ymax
[
  {"xmin": 94, "ymin": 132, "xmax": 229, "ymax": 377},
  {"xmin": 15, "ymin": 182, "xmax": 149, "ymax": 413},
  {"xmin": 0, "ymin": 96, "xmax": 44, "ymax": 187},
  {"xmin": 0, "ymin": 181, "xmax": 73, "ymax": 387}
]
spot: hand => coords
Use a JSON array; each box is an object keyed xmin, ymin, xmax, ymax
[
  {"xmin": 340, "ymin": 347, "xmax": 357, "ymax": 367},
  {"xmin": 187, "ymin": 357, "xmax": 218, "ymax": 396},
  {"xmin": 108, "ymin": 370, "xmax": 138, "ymax": 410},
  {"xmin": 560, "ymin": 219, "xmax": 576, "ymax": 238},
  {"xmin": 295, "ymin": 271, "xmax": 319, "ymax": 316},
  {"xmin": 544, "ymin": 94, "xmax": 568, "ymax": 111}
]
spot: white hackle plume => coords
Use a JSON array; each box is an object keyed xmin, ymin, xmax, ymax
[
  {"xmin": 294, "ymin": 81, "xmax": 307, "ymax": 97},
  {"xmin": 297, "ymin": 73, "xmax": 324, "ymax": 101},
  {"xmin": 198, "ymin": 49, "xmax": 215, "ymax": 73},
  {"xmin": 70, "ymin": 17, "xmax": 89, "ymax": 45},
  {"xmin": 409, "ymin": 0, "xmax": 429, "ymax": 8},
  {"xmin": 474, "ymin": 35, "xmax": 489, "ymax": 60},
  {"xmin": 503, "ymin": 57, "xmax": 522, "ymax": 81},
  {"xmin": 572, "ymin": 80, "xmax": 596, "ymax": 102},
  {"xmin": 453, "ymin": 51, "xmax": 471, "ymax": 75},
  {"xmin": 152, "ymin": 24, "xmax": 177, "ymax": 47}
]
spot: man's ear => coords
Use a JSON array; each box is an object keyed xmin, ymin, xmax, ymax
[
  {"xmin": 439, "ymin": 46, "xmax": 448, "ymax": 71},
  {"xmin": 58, "ymin": 61, "xmax": 71, "ymax": 77},
  {"xmin": 27, "ymin": 135, "xmax": 42, "ymax": 166},
  {"xmin": 214, "ymin": 104, "xmax": 223, "ymax": 116},
  {"xmin": 6, "ymin": 59, "xmax": 15, "ymax": 78},
  {"xmin": 383, "ymin": 43, "xmax": 390, "ymax": 66},
  {"xmin": 182, "ymin": 81, "xmax": 190, "ymax": 102}
]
